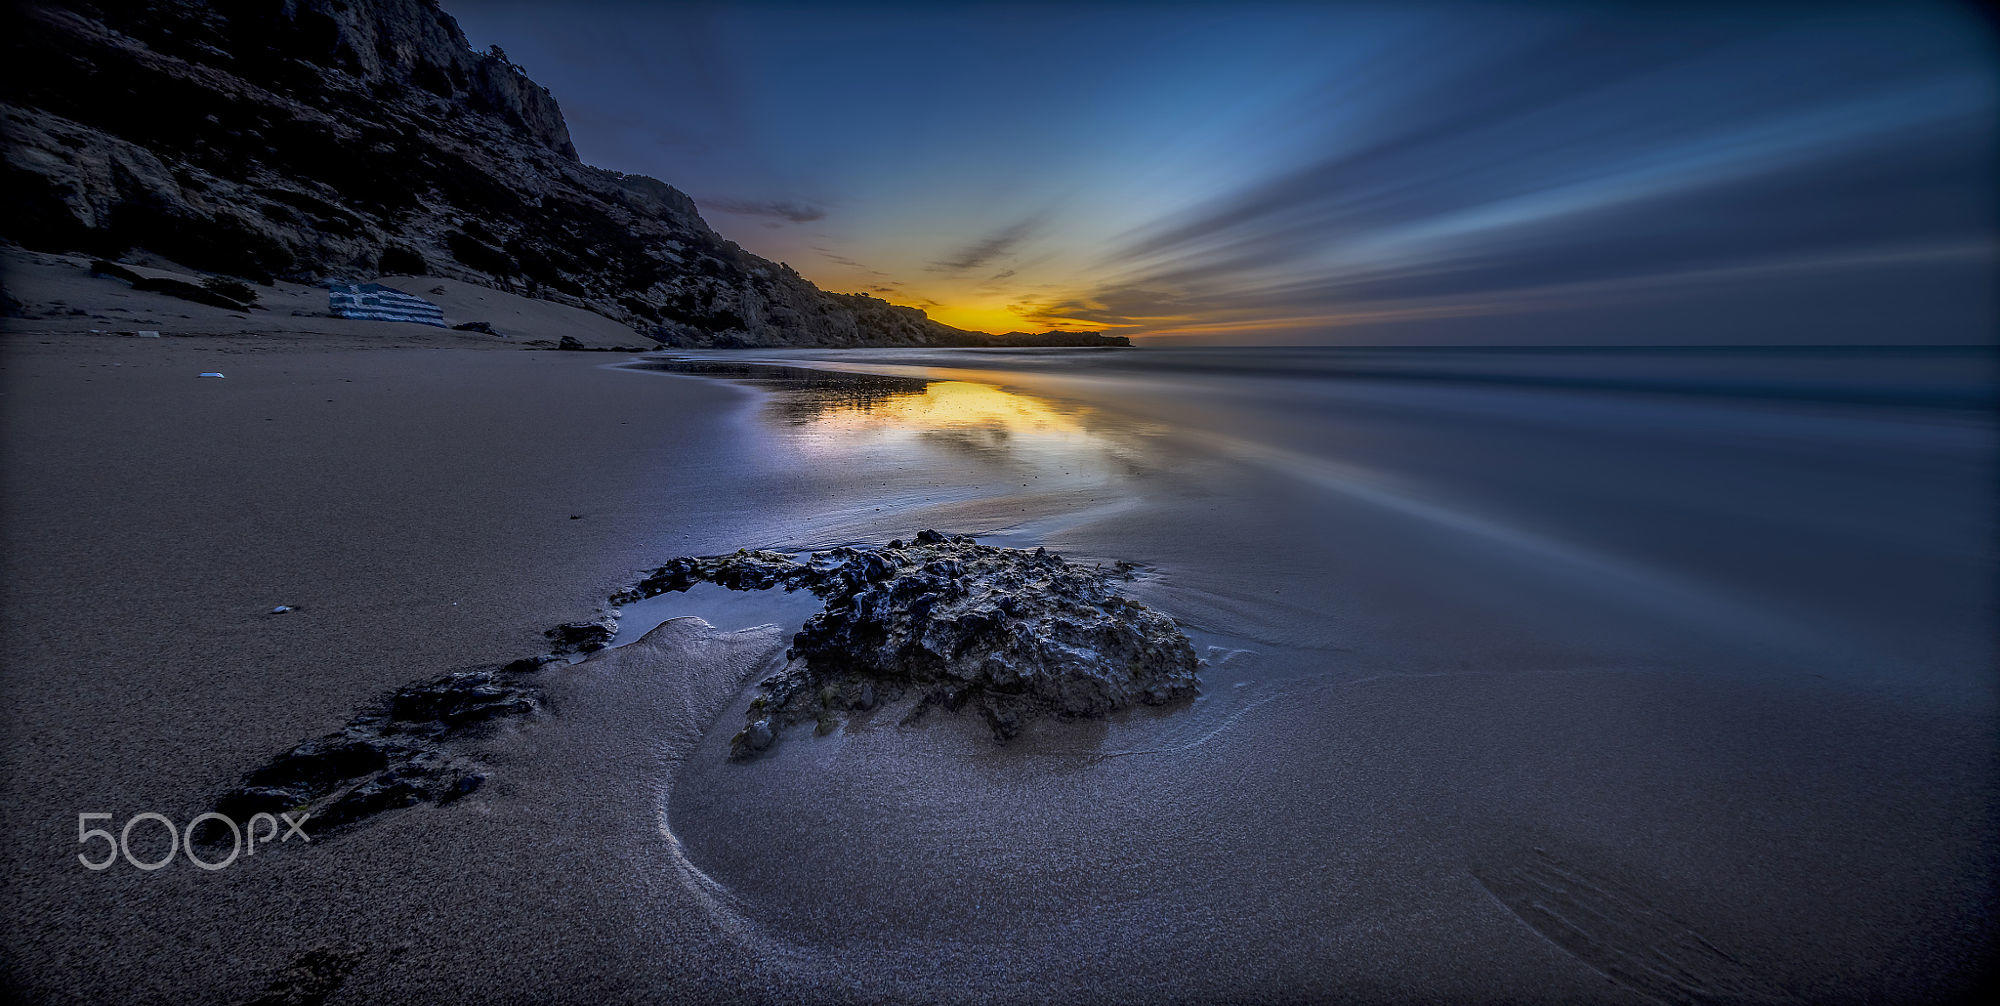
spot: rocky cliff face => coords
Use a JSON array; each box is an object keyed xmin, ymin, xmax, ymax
[{"xmin": 0, "ymin": 0, "xmax": 1127, "ymax": 348}]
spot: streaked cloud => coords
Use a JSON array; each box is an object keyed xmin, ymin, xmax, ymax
[
  {"xmin": 455, "ymin": 1, "xmax": 1997, "ymax": 343},
  {"xmin": 926, "ymin": 217, "xmax": 1041, "ymax": 274},
  {"xmin": 702, "ymin": 197, "xmax": 827, "ymax": 224}
]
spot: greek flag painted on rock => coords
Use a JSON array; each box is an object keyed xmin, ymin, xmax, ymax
[{"xmin": 327, "ymin": 282, "xmax": 447, "ymax": 327}]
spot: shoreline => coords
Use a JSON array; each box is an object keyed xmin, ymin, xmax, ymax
[
  {"xmin": 5, "ymin": 0, "xmax": 1995, "ymax": 996},
  {"xmin": 0, "ymin": 269, "xmax": 1215, "ymax": 999},
  {"xmin": 3, "ymin": 292, "xmax": 1994, "ymax": 1000}
]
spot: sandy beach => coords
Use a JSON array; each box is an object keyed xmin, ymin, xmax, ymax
[
  {"xmin": 3, "ymin": 253, "xmax": 1994, "ymax": 1001},
  {"xmin": 4, "ymin": 0, "xmax": 1996, "ymax": 999}
]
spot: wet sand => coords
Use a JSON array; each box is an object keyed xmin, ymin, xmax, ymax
[
  {"xmin": 3, "ymin": 290, "xmax": 1996, "ymax": 1002},
  {"xmin": 653, "ymin": 346, "xmax": 2000, "ymax": 1002}
]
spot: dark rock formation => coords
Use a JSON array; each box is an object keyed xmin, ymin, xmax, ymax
[
  {"xmin": 90, "ymin": 258, "xmax": 257, "ymax": 309},
  {"xmin": 986, "ymin": 330, "xmax": 1138, "ymax": 348},
  {"xmin": 210, "ymin": 659, "xmax": 548, "ymax": 838},
  {"xmin": 545, "ymin": 335, "xmax": 651, "ymax": 353},
  {"xmin": 608, "ymin": 548, "xmax": 811, "ymax": 605},
  {"xmin": 205, "ymin": 532, "xmax": 1190, "ymax": 837},
  {"xmin": 544, "ymin": 615, "xmax": 614, "ymax": 654},
  {"xmin": 0, "ymin": 0, "xmax": 1128, "ymax": 349},
  {"xmin": 614, "ymin": 530, "xmax": 1201, "ymax": 756}
]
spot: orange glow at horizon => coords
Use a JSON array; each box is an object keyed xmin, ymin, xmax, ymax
[{"xmin": 892, "ymin": 297, "xmax": 1120, "ymax": 337}]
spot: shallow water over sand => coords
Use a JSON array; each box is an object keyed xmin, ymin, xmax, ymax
[
  {"xmin": 628, "ymin": 359, "xmax": 1158, "ymax": 538},
  {"xmin": 630, "ymin": 346, "xmax": 1996, "ymax": 1001},
  {"xmin": 607, "ymin": 581, "xmax": 824, "ymax": 649},
  {"xmin": 634, "ymin": 346, "xmax": 1996, "ymax": 700}
]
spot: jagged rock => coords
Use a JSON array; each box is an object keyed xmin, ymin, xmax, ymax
[
  {"xmin": 380, "ymin": 244, "xmax": 428, "ymax": 276},
  {"xmin": 451, "ymin": 320, "xmax": 497, "ymax": 334},
  {"xmin": 210, "ymin": 663, "xmax": 542, "ymax": 838},
  {"xmin": 617, "ymin": 530, "xmax": 1199, "ymax": 756},
  {"xmin": 544, "ymin": 615, "xmax": 614, "ymax": 654},
  {"xmin": 609, "ymin": 548, "xmax": 807, "ymax": 605},
  {"xmin": 0, "ymin": 0, "xmax": 1130, "ymax": 348},
  {"xmin": 740, "ymin": 719, "xmax": 775, "ymax": 752},
  {"xmin": 88, "ymin": 259, "xmax": 139, "ymax": 283},
  {"xmin": 202, "ymin": 532, "xmax": 1192, "ymax": 839},
  {"xmin": 130, "ymin": 275, "xmax": 253, "ymax": 309},
  {"xmin": 386, "ymin": 667, "xmax": 537, "ymax": 729},
  {"xmin": 88, "ymin": 257, "xmax": 256, "ymax": 309}
]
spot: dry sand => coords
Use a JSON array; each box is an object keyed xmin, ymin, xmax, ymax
[
  {"xmin": 2, "ymin": 252, "xmax": 788, "ymax": 998},
  {"xmin": 0, "ymin": 248, "xmax": 647, "ymax": 347},
  {"xmin": 2, "ymin": 251, "xmax": 1995, "ymax": 1002}
]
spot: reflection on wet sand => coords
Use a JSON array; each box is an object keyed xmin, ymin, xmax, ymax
[
  {"xmin": 626, "ymin": 360, "xmax": 930, "ymax": 422},
  {"xmin": 635, "ymin": 348, "xmax": 1996, "ymax": 1004},
  {"xmin": 626, "ymin": 356, "xmax": 1157, "ymax": 541},
  {"xmin": 811, "ymin": 379, "xmax": 1089, "ymax": 447},
  {"xmin": 628, "ymin": 359, "xmax": 1106, "ymax": 461}
]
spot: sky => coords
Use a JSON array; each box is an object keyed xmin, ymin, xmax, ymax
[{"xmin": 451, "ymin": 1, "xmax": 1997, "ymax": 345}]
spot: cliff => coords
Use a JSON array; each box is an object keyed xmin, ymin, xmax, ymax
[{"xmin": 0, "ymin": 0, "xmax": 1127, "ymax": 348}]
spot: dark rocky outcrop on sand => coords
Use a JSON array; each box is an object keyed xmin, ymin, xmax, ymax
[
  {"xmin": 209, "ymin": 531, "xmax": 1192, "ymax": 836},
  {"xmin": 211, "ymin": 656, "xmax": 551, "ymax": 838},
  {"xmin": 0, "ymin": 0, "xmax": 1128, "ymax": 348},
  {"xmin": 618, "ymin": 530, "xmax": 1201, "ymax": 756},
  {"xmin": 90, "ymin": 257, "xmax": 258, "ymax": 309},
  {"xmin": 544, "ymin": 614, "xmax": 616, "ymax": 654}
]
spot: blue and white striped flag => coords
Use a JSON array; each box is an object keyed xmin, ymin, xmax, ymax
[{"xmin": 327, "ymin": 282, "xmax": 447, "ymax": 327}]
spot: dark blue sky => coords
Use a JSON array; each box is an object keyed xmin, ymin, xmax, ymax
[{"xmin": 452, "ymin": 1, "xmax": 1996, "ymax": 343}]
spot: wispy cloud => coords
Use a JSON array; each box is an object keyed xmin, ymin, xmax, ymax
[
  {"xmin": 810, "ymin": 245, "xmax": 883, "ymax": 274},
  {"xmin": 1009, "ymin": 284, "xmax": 1194, "ymax": 330},
  {"xmin": 927, "ymin": 216, "xmax": 1041, "ymax": 273},
  {"xmin": 702, "ymin": 197, "xmax": 827, "ymax": 223},
  {"xmin": 465, "ymin": 2, "xmax": 1994, "ymax": 342},
  {"xmin": 1055, "ymin": 24, "xmax": 1997, "ymax": 339}
]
